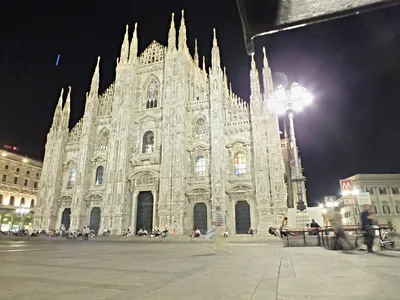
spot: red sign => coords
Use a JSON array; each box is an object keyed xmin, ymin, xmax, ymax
[
  {"xmin": 340, "ymin": 179, "xmax": 353, "ymax": 192},
  {"xmin": 340, "ymin": 179, "xmax": 356, "ymax": 206}
]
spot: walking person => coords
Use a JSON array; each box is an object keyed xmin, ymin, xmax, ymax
[
  {"xmin": 212, "ymin": 206, "xmax": 231, "ymax": 254},
  {"xmin": 331, "ymin": 207, "xmax": 353, "ymax": 250},
  {"xmin": 360, "ymin": 204, "xmax": 375, "ymax": 253}
]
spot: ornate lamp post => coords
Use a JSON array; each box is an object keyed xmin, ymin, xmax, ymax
[{"xmin": 269, "ymin": 82, "xmax": 313, "ymax": 212}]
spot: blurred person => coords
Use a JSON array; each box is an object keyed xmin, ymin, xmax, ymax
[
  {"xmin": 332, "ymin": 207, "xmax": 353, "ymax": 250},
  {"xmin": 360, "ymin": 204, "xmax": 375, "ymax": 253}
]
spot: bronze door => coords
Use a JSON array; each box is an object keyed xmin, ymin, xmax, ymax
[
  {"xmin": 235, "ymin": 201, "xmax": 250, "ymax": 234},
  {"xmin": 136, "ymin": 192, "xmax": 154, "ymax": 233},
  {"xmin": 193, "ymin": 203, "xmax": 207, "ymax": 234}
]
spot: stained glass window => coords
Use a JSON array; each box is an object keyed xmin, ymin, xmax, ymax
[
  {"xmin": 195, "ymin": 156, "xmax": 206, "ymax": 179},
  {"xmin": 194, "ymin": 118, "xmax": 207, "ymax": 140},
  {"xmin": 234, "ymin": 153, "xmax": 246, "ymax": 174},
  {"xmin": 98, "ymin": 130, "xmax": 109, "ymax": 151},
  {"xmin": 67, "ymin": 169, "xmax": 76, "ymax": 189},
  {"xmin": 146, "ymin": 78, "xmax": 159, "ymax": 109},
  {"xmin": 95, "ymin": 166, "xmax": 104, "ymax": 185},
  {"xmin": 142, "ymin": 131, "xmax": 155, "ymax": 153}
]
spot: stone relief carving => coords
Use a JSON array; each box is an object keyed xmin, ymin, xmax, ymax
[{"xmin": 136, "ymin": 171, "xmax": 154, "ymax": 185}]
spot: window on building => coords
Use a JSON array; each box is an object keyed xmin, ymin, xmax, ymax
[
  {"xmin": 36, "ymin": 173, "xmax": 39, "ymax": 177},
  {"xmin": 391, "ymin": 187, "xmax": 399, "ymax": 195},
  {"xmin": 16, "ymin": 168, "xmax": 20, "ymax": 172},
  {"xmin": 5, "ymin": 165, "xmax": 8, "ymax": 170},
  {"xmin": 24, "ymin": 179, "xmax": 28, "ymax": 186},
  {"xmin": 373, "ymin": 205, "xmax": 378, "ymax": 214},
  {"xmin": 67, "ymin": 169, "xmax": 76, "ymax": 189},
  {"xmin": 0, "ymin": 194, "xmax": 3, "ymax": 205},
  {"xmin": 14, "ymin": 177, "xmax": 18, "ymax": 184},
  {"xmin": 20, "ymin": 198, "xmax": 25, "ymax": 206},
  {"xmin": 2, "ymin": 175, "xmax": 6, "ymax": 182},
  {"xmin": 26, "ymin": 170, "xmax": 30, "ymax": 175},
  {"xmin": 194, "ymin": 118, "xmax": 207, "ymax": 140},
  {"xmin": 195, "ymin": 156, "xmax": 206, "ymax": 179},
  {"xmin": 9, "ymin": 196, "xmax": 14, "ymax": 206},
  {"xmin": 234, "ymin": 152, "xmax": 246, "ymax": 174},
  {"xmin": 382, "ymin": 201, "xmax": 391, "ymax": 214},
  {"xmin": 379, "ymin": 187, "xmax": 387, "ymax": 195},
  {"xmin": 30, "ymin": 199, "xmax": 35, "ymax": 208},
  {"xmin": 34, "ymin": 181, "xmax": 38, "ymax": 189},
  {"xmin": 142, "ymin": 131, "xmax": 155, "ymax": 153},
  {"xmin": 366, "ymin": 187, "xmax": 374, "ymax": 194},
  {"xmin": 97, "ymin": 129, "xmax": 110, "ymax": 151},
  {"xmin": 95, "ymin": 166, "xmax": 104, "ymax": 185},
  {"xmin": 145, "ymin": 78, "xmax": 159, "ymax": 109},
  {"xmin": 396, "ymin": 201, "xmax": 400, "ymax": 214}
]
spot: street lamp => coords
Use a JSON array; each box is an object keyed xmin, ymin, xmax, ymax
[{"xmin": 269, "ymin": 82, "xmax": 313, "ymax": 212}]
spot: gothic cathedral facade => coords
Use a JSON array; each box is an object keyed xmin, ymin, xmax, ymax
[{"xmin": 34, "ymin": 12, "xmax": 288, "ymax": 235}]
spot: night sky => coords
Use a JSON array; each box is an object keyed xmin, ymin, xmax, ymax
[{"xmin": 1, "ymin": 1, "xmax": 399, "ymax": 205}]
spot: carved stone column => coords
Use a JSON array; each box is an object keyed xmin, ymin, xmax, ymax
[
  {"xmin": 151, "ymin": 189, "xmax": 159, "ymax": 229},
  {"xmin": 130, "ymin": 191, "xmax": 139, "ymax": 234}
]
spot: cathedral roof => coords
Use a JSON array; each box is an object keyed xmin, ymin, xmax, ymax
[{"xmin": 139, "ymin": 40, "xmax": 165, "ymax": 66}]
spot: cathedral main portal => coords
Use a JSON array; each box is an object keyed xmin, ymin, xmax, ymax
[{"xmin": 136, "ymin": 191, "xmax": 154, "ymax": 233}]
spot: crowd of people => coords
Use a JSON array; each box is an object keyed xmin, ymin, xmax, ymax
[{"xmin": 277, "ymin": 204, "xmax": 393, "ymax": 253}]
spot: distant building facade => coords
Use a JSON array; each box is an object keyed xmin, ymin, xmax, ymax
[
  {"xmin": 339, "ymin": 174, "xmax": 400, "ymax": 229},
  {"xmin": 0, "ymin": 150, "xmax": 42, "ymax": 231},
  {"xmin": 34, "ymin": 12, "xmax": 290, "ymax": 235}
]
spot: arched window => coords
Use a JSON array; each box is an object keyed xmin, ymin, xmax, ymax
[
  {"xmin": 9, "ymin": 196, "xmax": 15, "ymax": 206},
  {"xmin": 194, "ymin": 118, "xmax": 207, "ymax": 140},
  {"xmin": 30, "ymin": 199, "xmax": 35, "ymax": 208},
  {"xmin": 142, "ymin": 131, "xmax": 155, "ymax": 153},
  {"xmin": 0, "ymin": 194, "xmax": 3, "ymax": 205},
  {"xmin": 145, "ymin": 78, "xmax": 159, "ymax": 109},
  {"xmin": 95, "ymin": 166, "xmax": 104, "ymax": 185},
  {"xmin": 97, "ymin": 129, "xmax": 110, "ymax": 151},
  {"xmin": 67, "ymin": 168, "xmax": 76, "ymax": 189},
  {"xmin": 234, "ymin": 152, "xmax": 246, "ymax": 174},
  {"xmin": 382, "ymin": 201, "xmax": 391, "ymax": 214},
  {"xmin": 20, "ymin": 198, "xmax": 25, "ymax": 206},
  {"xmin": 195, "ymin": 156, "xmax": 206, "ymax": 179},
  {"xmin": 396, "ymin": 201, "xmax": 400, "ymax": 214}
]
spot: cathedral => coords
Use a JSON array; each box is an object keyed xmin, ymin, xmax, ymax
[{"xmin": 34, "ymin": 11, "xmax": 292, "ymax": 235}]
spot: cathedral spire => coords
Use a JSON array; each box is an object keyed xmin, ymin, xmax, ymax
[
  {"xmin": 262, "ymin": 47, "xmax": 274, "ymax": 95},
  {"xmin": 250, "ymin": 54, "xmax": 261, "ymax": 102},
  {"xmin": 62, "ymin": 86, "xmax": 71, "ymax": 129},
  {"xmin": 51, "ymin": 88, "xmax": 64, "ymax": 129},
  {"xmin": 178, "ymin": 10, "xmax": 187, "ymax": 50},
  {"xmin": 211, "ymin": 28, "xmax": 221, "ymax": 69},
  {"xmin": 223, "ymin": 67, "xmax": 228, "ymax": 88},
  {"xmin": 194, "ymin": 39, "xmax": 199, "ymax": 66},
  {"xmin": 120, "ymin": 25, "xmax": 130, "ymax": 64},
  {"xmin": 168, "ymin": 13, "xmax": 177, "ymax": 52},
  {"xmin": 129, "ymin": 23, "xmax": 138, "ymax": 63},
  {"xmin": 202, "ymin": 56, "xmax": 207, "ymax": 78},
  {"xmin": 89, "ymin": 57, "xmax": 100, "ymax": 97}
]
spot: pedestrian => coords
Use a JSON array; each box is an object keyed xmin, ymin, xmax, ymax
[
  {"xmin": 360, "ymin": 204, "xmax": 375, "ymax": 253},
  {"xmin": 172, "ymin": 220, "xmax": 177, "ymax": 235},
  {"xmin": 331, "ymin": 207, "xmax": 353, "ymax": 250},
  {"xmin": 212, "ymin": 206, "xmax": 231, "ymax": 254}
]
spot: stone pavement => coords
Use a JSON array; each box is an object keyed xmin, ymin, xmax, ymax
[{"xmin": 0, "ymin": 237, "xmax": 399, "ymax": 300}]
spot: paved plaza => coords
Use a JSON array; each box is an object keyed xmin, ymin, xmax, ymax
[{"xmin": 0, "ymin": 236, "xmax": 400, "ymax": 300}]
